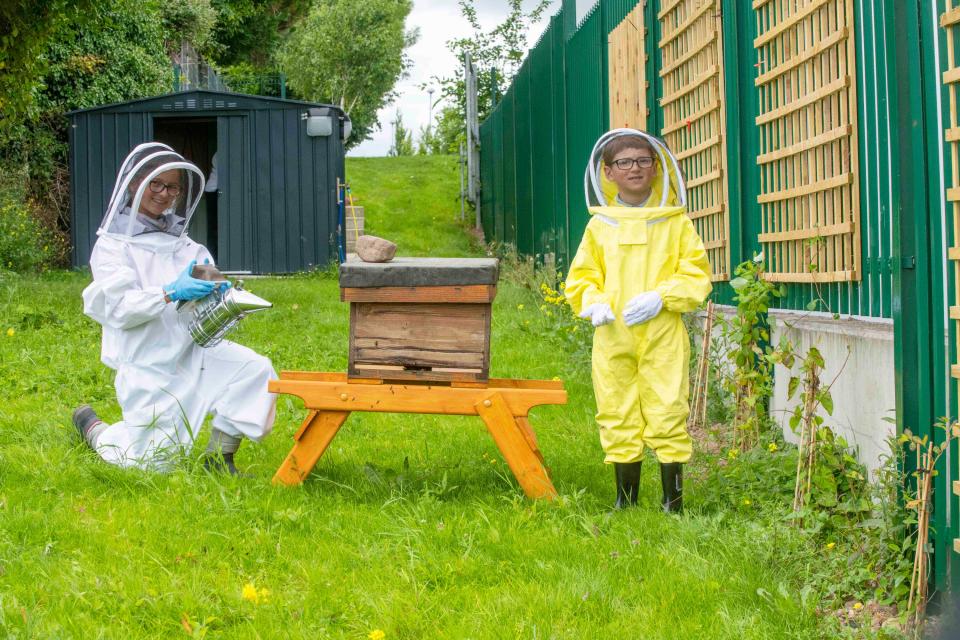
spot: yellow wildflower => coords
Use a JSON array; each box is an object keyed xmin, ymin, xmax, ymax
[
  {"xmin": 852, "ymin": 602, "xmax": 863, "ymax": 611},
  {"xmin": 742, "ymin": 498, "xmax": 752, "ymax": 506},
  {"xmin": 369, "ymin": 631, "xmax": 386, "ymax": 640},
  {"xmin": 5, "ymin": 328, "xmax": 13, "ymax": 337},
  {"xmin": 826, "ymin": 542, "xmax": 836, "ymax": 550},
  {"xmin": 552, "ymin": 376, "xmax": 561, "ymax": 381},
  {"xmin": 241, "ymin": 583, "xmax": 259, "ymax": 603},
  {"xmin": 767, "ymin": 442, "xmax": 778, "ymax": 453},
  {"xmin": 241, "ymin": 582, "xmax": 269, "ymax": 604},
  {"xmin": 726, "ymin": 448, "xmax": 739, "ymax": 460},
  {"xmin": 517, "ymin": 304, "xmax": 524, "ymax": 311},
  {"xmin": 559, "ymin": 282, "xmax": 565, "ymax": 290}
]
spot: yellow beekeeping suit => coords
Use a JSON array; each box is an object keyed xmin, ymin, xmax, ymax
[{"xmin": 565, "ymin": 160, "xmax": 712, "ymax": 464}]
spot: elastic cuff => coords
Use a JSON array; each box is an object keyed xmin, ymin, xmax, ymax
[
  {"xmin": 653, "ymin": 285, "xmax": 671, "ymax": 311},
  {"xmin": 582, "ymin": 292, "xmax": 610, "ymax": 309},
  {"xmin": 141, "ymin": 284, "xmax": 169, "ymax": 303}
]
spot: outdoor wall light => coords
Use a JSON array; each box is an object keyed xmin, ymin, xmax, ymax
[{"xmin": 306, "ymin": 108, "xmax": 333, "ymax": 137}]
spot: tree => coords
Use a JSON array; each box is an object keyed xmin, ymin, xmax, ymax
[
  {"xmin": 162, "ymin": 0, "xmax": 220, "ymax": 58},
  {"xmin": 277, "ymin": 0, "xmax": 418, "ymax": 149},
  {"xmin": 1, "ymin": 0, "xmax": 180, "ymax": 268},
  {"xmin": 39, "ymin": 2, "xmax": 170, "ymax": 115},
  {"xmin": 389, "ymin": 111, "xmax": 414, "ymax": 157},
  {"xmin": 209, "ymin": 0, "xmax": 311, "ymax": 68},
  {"xmin": 0, "ymin": 0, "xmax": 100, "ymax": 131},
  {"xmin": 429, "ymin": 0, "xmax": 551, "ymax": 154},
  {"xmin": 429, "ymin": 105, "xmax": 466, "ymax": 155}
]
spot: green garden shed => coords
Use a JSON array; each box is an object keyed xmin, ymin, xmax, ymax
[{"xmin": 67, "ymin": 89, "xmax": 350, "ymax": 273}]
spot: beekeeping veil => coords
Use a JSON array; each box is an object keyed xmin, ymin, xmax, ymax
[
  {"xmin": 584, "ymin": 128, "xmax": 687, "ymax": 211},
  {"xmin": 98, "ymin": 143, "xmax": 205, "ymax": 246}
]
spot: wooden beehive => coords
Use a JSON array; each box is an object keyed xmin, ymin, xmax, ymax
[{"xmin": 340, "ymin": 257, "xmax": 499, "ymax": 382}]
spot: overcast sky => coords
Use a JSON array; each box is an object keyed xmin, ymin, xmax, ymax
[{"xmin": 349, "ymin": 0, "xmax": 562, "ymax": 157}]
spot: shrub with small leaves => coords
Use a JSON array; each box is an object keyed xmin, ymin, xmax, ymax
[
  {"xmin": 721, "ymin": 256, "xmax": 785, "ymax": 449},
  {"xmin": 0, "ymin": 200, "xmax": 66, "ymax": 273}
]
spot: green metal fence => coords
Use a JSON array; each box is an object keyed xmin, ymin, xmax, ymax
[
  {"xmin": 478, "ymin": 0, "xmax": 959, "ymax": 593},
  {"xmin": 901, "ymin": 0, "xmax": 958, "ymax": 595},
  {"xmin": 479, "ymin": 0, "xmax": 897, "ymax": 319}
]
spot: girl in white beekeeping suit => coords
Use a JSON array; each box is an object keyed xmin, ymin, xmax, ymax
[{"xmin": 72, "ymin": 142, "xmax": 277, "ymax": 473}]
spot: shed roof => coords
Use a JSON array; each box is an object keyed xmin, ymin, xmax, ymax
[{"xmin": 66, "ymin": 89, "xmax": 346, "ymax": 118}]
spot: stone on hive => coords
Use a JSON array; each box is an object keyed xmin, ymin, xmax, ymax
[{"xmin": 356, "ymin": 235, "xmax": 397, "ymax": 263}]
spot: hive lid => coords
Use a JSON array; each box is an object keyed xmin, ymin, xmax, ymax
[{"xmin": 339, "ymin": 257, "xmax": 499, "ymax": 288}]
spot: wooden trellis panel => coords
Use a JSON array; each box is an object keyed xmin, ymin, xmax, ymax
[
  {"xmin": 753, "ymin": 0, "xmax": 861, "ymax": 282},
  {"xmin": 608, "ymin": 4, "xmax": 647, "ymax": 130},
  {"xmin": 658, "ymin": 0, "xmax": 730, "ymax": 281},
  {"xmin": 941, "ymin": 1, "xmax": 960, "ymax": 556}
]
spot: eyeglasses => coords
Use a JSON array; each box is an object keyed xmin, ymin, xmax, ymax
[
  {"xmin": 148, "ymin": 179, "xmax": 182, "ymax": 197},
  {"xmin": 611, "ymin": 157, "xmax": 655, "ymax": 170}
]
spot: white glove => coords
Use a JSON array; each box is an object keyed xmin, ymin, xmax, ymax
[
  {"xmin": 623, "ymin": 291, "xmax": 663, "ymax": 326},
  {"xmin": 579, "ymin": 302, "xmax": 616, "ymax": 327}
]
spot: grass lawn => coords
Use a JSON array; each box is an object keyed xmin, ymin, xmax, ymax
[{"xmin": 0, "ymin": 157, "xmax": 887, "ymax": 638}]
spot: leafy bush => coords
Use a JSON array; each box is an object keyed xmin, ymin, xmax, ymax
[
  {"xmin": 219, "ymin": 62, "xmax": 285, "ymax": 97},
  {"xmin": 698, "ymin": 433, "xmax": 912, "ymax": 619},
  {"xmin": 161, "ymin": 0, "xmax": 218, "ymax": 57},
  {"xmin": 723, "ymin": 256, "xmax": 785, "ymax": 448},
  {"xmin": 0, "ymin": 200, "xmax": 67, "ymax": 273}
]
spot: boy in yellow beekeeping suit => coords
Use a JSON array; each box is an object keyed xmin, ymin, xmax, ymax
[{"xmin": 564, "ymin": 129, "xmax": 712, "ymax": 512}]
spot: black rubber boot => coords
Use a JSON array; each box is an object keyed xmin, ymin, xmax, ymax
[
  {"xmin": 72, "ymin": 404, "xmax": 103, "ymax": 447},
  {"xmin": 203, "ymin": 452, "xmax": 242, "ymax": 476},
  {"xmin": 203, "ymin": 430, "xmax": 245, "ymax": 476},
  {"xmin": 660, "ymin": 462, "xmax": 683, "ymax": 514},
  {"xmin": 614, "ymin": 461, "xmax": 642, "ymax": 509}
]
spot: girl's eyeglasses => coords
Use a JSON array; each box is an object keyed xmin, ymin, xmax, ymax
[{"xmin": 148, "ymin": 179, "xmax": 182, "ymax": 197}]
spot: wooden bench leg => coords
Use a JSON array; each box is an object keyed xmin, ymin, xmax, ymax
[
  {"xmin": 272, "ymin": 410, "xmax": 350, "ymax": 486},
  {"xmin": 515, "ymin": 417, "xmax": 547, "ymax": 466},
  {"xmin": 476, "ymin": 393, "xmax": 557, "ymax": 500}
]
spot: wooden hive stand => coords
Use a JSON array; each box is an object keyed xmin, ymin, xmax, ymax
[{"xmin": 271, "ymin": 372, "xmax": 567, "ymax": 500}]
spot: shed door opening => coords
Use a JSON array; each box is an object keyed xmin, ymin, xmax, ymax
[{"xmin": 153, "ymin": 116, "xmax": 219, "ymax": 261}]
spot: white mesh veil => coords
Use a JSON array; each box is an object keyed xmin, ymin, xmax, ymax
[
  {"xmin": 583, "ymin": 128, "xmax": 687, "ymax": 209},
  {"xmin": 98, "ymin": 143, "xmax": 205, "ymax": 241}
]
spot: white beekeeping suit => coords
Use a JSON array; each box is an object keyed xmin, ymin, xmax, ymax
[{"xmin": 78, "ymin": 143, "xmax": 277, "ymax": 470}]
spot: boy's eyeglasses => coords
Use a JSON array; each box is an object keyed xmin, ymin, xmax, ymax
[
  {"xmin": 148, "ymin": 179, "xmax": 182, "ymax": 197},
  {"xmin": 611, "ymin": 157, "xmax": 655, "ymax": 170}
]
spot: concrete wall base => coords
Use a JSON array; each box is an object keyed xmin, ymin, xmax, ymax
[{"xmin": 707, "ymin": 306, "xmax": 896, "ymax": 478}]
